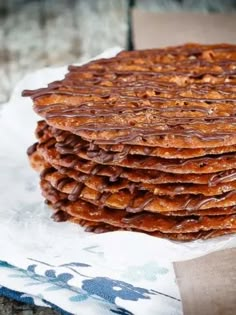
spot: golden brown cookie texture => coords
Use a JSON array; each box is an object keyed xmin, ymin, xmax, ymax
[{"xmin": 24, "ymin": 43, "xmax": 236, "ymax": 240}]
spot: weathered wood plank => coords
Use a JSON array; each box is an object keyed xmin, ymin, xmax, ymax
[
  {"xmin": 0, "ymin": 0, "xmax": 128, "ymax": 104},
  {"xmin": 74, "ymin": 0, "xmax": 129, "ymax": 59},
  {"xmin": 135, "ymin": 0, "xmax": 236, "ymax": 12},
  {"xmin": 40, "ymin": 0, "xmax": 81, "ymax": 65},
  {"xmin": 0, "ymin": 16, "xmax": 9, "ymax": 104},
  {"xmin": 0, "ymin": 296, "xmax": 59, "ymax": 315},
  {"xmin": 0, "ymin": 0, "xmax": 44, "ymax": 103}
]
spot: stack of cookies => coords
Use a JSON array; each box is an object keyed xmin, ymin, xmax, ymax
[{"xmin": 24, "ymin": 43, "xmax": 236, "ymax": 241}]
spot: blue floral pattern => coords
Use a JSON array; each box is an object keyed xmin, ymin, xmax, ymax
[
  {"xmin": 0, "ymin": 256, "xmax": 181, "ymax": 315},
  {"xmin": 25, "ymin": 260, "xmax": 155, "ymax": 305},
  {"xmin": 82, "ymin": 277, "xmax": 153, "ymax": 303}
]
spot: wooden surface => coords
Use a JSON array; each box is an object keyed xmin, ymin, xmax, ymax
[
  {"xmin": 0, "ymin": 296, "xmax": 59, "ymax": 315},
  {"xmin": 0, "ymin": 0, "xmax": 128, "ymax": 104},
  {"xmin": 135, "ymin": 0, "xmax": 236, "ymax": 12},
  {"xmin": 1, "ymin": 0, "xmax": 236, "ymax": 314}
]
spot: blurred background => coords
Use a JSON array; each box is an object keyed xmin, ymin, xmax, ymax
[{"xmin": 0, "ymin": 0, "xmax": 236, "ymax": 105}]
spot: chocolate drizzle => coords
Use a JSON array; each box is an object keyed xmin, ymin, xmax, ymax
[
  {"xmin": 27, "ymin": 142, "xmax": 37, "ymax": 156},
  {"xmin": 86, "ymin": 145, "xmax": 131, "ymax": 163},
  {"xmin": 54, "ymin": 140, "xmax": 236, "ymax": 174},
  {"xmin": 68, "ymin": 182, "xmax": 84, "ymax": 201},
  {"xmin": 56, "ymin": 177, "xmax": 73, "ymax": 190},
  {"xmin": 53, "ymin": 200, "xmax": 64, "ymax": 209},
  {"xmin": 51, "ymin": 210, "xmax": 71, "ymax": 222},
  {"xmin": 98, "ymin": 192, "xmax": 112, "ymax": 207},
  {"xmin": 40, "ymin": 167, "xmax": 55, "ymax": 179},
  {"xmin": 91, "ymin": 164, "xmax": 103, "ymax": 175},
  {"xmin": 41, "ymin": 178, "xmax": 236, "ymax": 236},
  {"xmin": 25, "ymin": 44, "xmax": 236, "ymax": 240},
  {"xmin": 183, "ymin": 190, "xmax": 236, "ymax": 211},
  {"xmin": 36, "ymin": 122, "xmax": 236, "ymax": 173},
  {"xmin": 109, "ymin": 168, "xmax": 123, "ymax": 182},
  {"xmin": 208, "ymin": 170, "xmax": 236, "ymax": 186},
  {"xmin": 23, "ymin": 44, "xmax": 236, "ymax": 148},
  {"xmin": 121, "ymin": 213, "xmax": 146, "ymax": 224},
  {"xmin": 35, "ymin": 121, "xmax": 49, "ymax": 138},
  {"xmin": 92, "ymin": 130, "xmax": 233, "ymax": 145},
  {"xmin": 63, "ymin": 155, "xmax": 79, "ymax": 168},
  {"xmin": 126, "ymin": 192, "xmax": 155, "ymax": 213}
]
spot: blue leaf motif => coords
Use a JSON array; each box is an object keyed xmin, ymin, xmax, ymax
[
  {"xmin": 69, "ymin": 294, "xmax": 88, "ymax": 302},
  {"xmin": 42, "ymin": 268, "xmax": 73, "ymax": 285},
  {"xmin": 60, "ymin": 262, "xmax": 90, "ymax": 268},
  {"xmin": 82, "ymin": 277, "xmax": 152, "ymax": 304},
  {"xmin": 45, "ymin": 269, "xmax": 56, "ymax": 278},
  {"xmin": 0, "ymin": 261, "xmax": 11, "ymax": 268},
  {"xmin": 27, "ymin": 264, "xmax": 37, "ymax": 274},
  {"xmin": 56, "ymin": 272, "xmax": 74, "ymax": 283}
]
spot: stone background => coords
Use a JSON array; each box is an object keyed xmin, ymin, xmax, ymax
[{"xmin": 0, "ymin": 0, "xmax": 236, "ymax": 313}]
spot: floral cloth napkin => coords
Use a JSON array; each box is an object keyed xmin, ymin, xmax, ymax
[{"xmin": 0, "ymin": 48, "xmax": 236, "ymax": 315}]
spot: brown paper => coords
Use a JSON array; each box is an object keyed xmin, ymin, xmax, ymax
[
  {"xmin": 132, "ymin": 9, "xmax": 236, "ymax": 49},
  {"xmin": 174, "ymin": 248, "xmax": 236, "ymax": 315}
]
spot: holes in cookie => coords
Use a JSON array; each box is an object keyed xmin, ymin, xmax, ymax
[
  {"xmin": 130, "ymin": 101, "xmax": 140, "ymax": 107},
  {"xmin": 199, "ymin": 162, "xmax": 206, "ymax": 168},
  {"xmin": 191, "ymin": 73, "xmax": 205, "ymax": 80},
  {"xmin": 189, "ymin": 52, "xmax": 202, "ymax": 58},
  {"xmin": 209, "ymin": 52, "xmax": 214, "ymax": 59},
  {"xmin": 100, "ymin": 94, "xmax": 111, "ymax": 99},
  {"xmin": 204, "ymin": 118, "xmax": 215, "ymax": 123},
  {"xmin": 208, "ymin": 108, "xmax": 214, "ymax": 115}
]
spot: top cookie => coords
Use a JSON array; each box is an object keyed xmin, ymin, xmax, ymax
[{"xmin": 23, "ymin": 43, "xmax": 236, "ymax": 148}]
